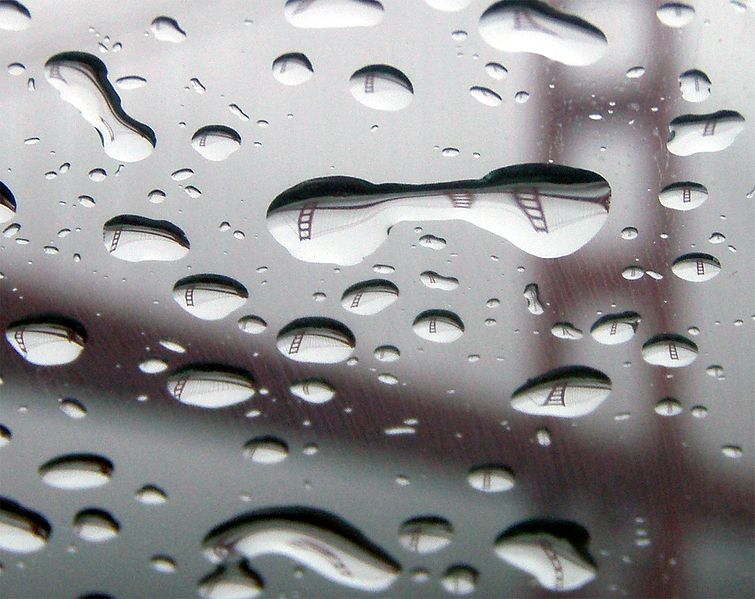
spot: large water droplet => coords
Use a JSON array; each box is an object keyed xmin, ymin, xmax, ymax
[
  {"xmin": 420, "ymin": 271, "xmax": 459, "ymax": 291},
  {"xmin": 413, "ymin": 310, "xmax": 464, "ymax": 343},
  {"xmin": 467, "ymin": 465, "xmax": 515, "ymax": 493},
  {"xmin": 267, "ymin": 165, "xmax": 611, "ymax": 265},
  {"xmin": 243, "ymin": 437, "xmax": 289, "ymax": 464},
  {"xmin": 590, "ymin": 312, "xmax": 640, "ymax": 345},
  {"xmin": 398, "ymin": 517, "xmax": 454, "ymax": 554},
  {"xmin": 679, "ymin": 69, "xmax": 711, "ymax": 103},
  {"xmin": 45, "ymin": 52, "xmax": 155, "ymax": 162},
  {"xmin": 511, "ymin": 366, "xmax": 612, "ymax": 418},
  {"xmin": 641, "ymin": 334, "xmax": 698, "ymax": 367},
  {"xmin": 341, "ymin": 279, "xmax": 398, "ymax": 315},
  {"xmin": 656, "ymin": 3, "xmax": 695, "ymax": 28},
  {"xmin": 350, "ymin": 65, "xmax": 413, "ymax": 111},
  {"xmin": 479, "ymin": 1, "xmax": 608, "ymax": 66},
  {"xmin": 167, "ymin": 366, "xmax": 255, "ymax": 409},
  {"xmin": 0, "ymin": 181, "xmax": 17, "ymax": 224},
  {"xmin": 198, "ymin": 562, "xmax": 264, "ymax": 599},
  {"xmin": 0, "ymin": 1, "xmax": 30, "ymax": 31},
  {"xmin": 6, "ymin": 316, "xmax": 86, "ymax": 366},
  {"xmin": 39, "ymin": 454, "xmax": 113, "ymax": 490},
  {"xmin": 667, "ymin": 111, "xmax": 745, "ymax": 156},
  {"xmin": 276, "ymin": 318, "xmax": 355, "ymax": 363},
  {"xmin": 290, "ymin": 380, "xmax": 336, "ymax": 404},
  {"xmin": 0, "ymin": 497, "xmax": 50, "ymax": 554},
  {"xmin": 73, "ymin": 509, "xmax": 119, "ymax": 543},
  {"xmin": 272, "ymin": 53, "xmax": 314, "ymax": 86},
  {"xmin": 192, "ymin": 126, "xmax": 241, "ymax": 161},
  {"xmin": 103, "ymin": 215, "xmax": 189, "ymax": 262},
  {"xmin": 151, "ymin": 16, "xmax": 186, "ymax": 43},
  {"xmin": 284, "ymin": 0, "xmax": 384, "ymax": 29},
  {"xmin": 671, "ymin": 253, "xmax": 721, "ymax": 282},
  {"xmin": 173, "ymin": 275, "xmax": 248, "ymax": 320}
]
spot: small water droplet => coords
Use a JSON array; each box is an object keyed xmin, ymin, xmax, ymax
[{"xmin": 151, "ymin": 16, "xmax": 185, "ymax": 42}]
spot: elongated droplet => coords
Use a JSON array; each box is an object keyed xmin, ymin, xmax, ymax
[
  {"xmin": 413, "ymin": 310, "xmax": 464, "ymax": 343},
  {"xmin": 671, "ymin": 253, "xmax": 721, "ymax": 282},
  {"xmin": 199, "ymin": 563, "xmax": 264, "ymax": 599},
  {"xmin": 350, "ymin": 65, "xmax": 413, "ymax": 111},
  {"xmin": 277, "ymin": 318, "xmax": 355, "ymax": 363},
  {"xmin": 192, "ymin": 125, "xmax": 241, "ymax": 161},
  {"xmin": 551, "ymin": 322, "xmax": 582, "ymax": 340},
  {"xmin": 679, "ymin": 70, "xmax": 711, "ymax": 103},
  {"xmin": 272, "ymin": 53, "xmax": 314, "ymax": 85},
  {"xmin": 485, "ymin": 62, "xmax": 508, "ymax": 79},
  {"xmin": 238, "ymin": 315, "xmax": 267, "ymax": 334},
  {"xmin": 0, "ymin": 1, "xmax": 30, "ymax": 31},
  {"xmin": 590, "ymin": 312, "xmax": 640, "ymax": 345},
  {"xmin": 0, "ymin": 498, "xmax": 50, "ymax": 554},
  {"xmin": 0, "ymin": 181, "xmax": 17, "ymax": 224},
  {"xmin": 654, "ymin": 398, "xmax": 683, "ymax": 417},
  {"xmin": 419, "ymin": 234, "xmax": 446, "ymax": 250},
  {"xmin": 420, "ymin": 271, "xmax": 459, "ymax": 291},
  {"xmin": 398, "ymin": 517, "xmax": 454, "ymax": 554},
  {"xmin": 74, "ymin": 509, "xmax": 119, "ymax": 543},
  {"xmin": 425, "ymin": 0, "xmax": 472, "ymax": 11},
  {"xmin": 59, "ymin": 398, "xmax": 87, "ymax": 418},
  {"xmin": 151, "ymin": 16, "xmax": 186, "ymax": 42},
  {"xmin": 658, "ymin": 181, "xmax": 708, "ymax": 211},
  {"xmin": 115, "ymin": 76, "xmax": 147, "ymax": 90},
  {"xmin": 467, "ymin": 465, "xmax": 515, "ymax": 493},
  {"xmin": 103, "ymin": 214, "xmax": 189, "ymax": 262},
  {"xmin": 167, "ymin": 366, "xmax": 255, "ymax": 409},
  {"xmin": 470, "ymin": 86, "xmax": 502, "ymax": 107},
  {"xmin": 45, "ymin": 52, "xmax": 155, "ymax": 162},
  {"xmin": 284, "ymin": 0, "xmax": 384, "ymax": 28},
  {"xmin": 202, "ymin": 510, "xmax": 400, "ymax": 592},
  {"xmin": 622, "ymin": 265, "xmax": 644, "ymax": 280},
  {"xmin": 641, "ymin": 334, "xmax": 697, "ymax": 368},
  {"xmin": 374, "ymin": 345, "xmax": 400, "ymax": 361},
  {"xmin": 495, "ymin": 521, "xmax": 596, "ymax": 591},
  {"xmin": 441, "ymin": 566, "xmax": 478, "ymax": 595},
  {"xmin": 511, "ymin": 367, "xmax": 611, "ymax": 418},
  {"xmin": 341, "ymin": 280, "xmax": 398, "ymax": 315},
  {"xmin": 6, "ymin": 317, "xmax": 85, "ymax": 366},
  {"xmin": 243, "ymin": 437, "xmax": 288, "ymax": 464},
  {"xmin": 266, "ymin": 165, "xmax": 610, "ymax": 265},
  {"xmin": 523, "ymin": 283, "xmax": 544, "ymax": 315},
  {"xmin": 479, "ymin": 1, "xmax": 607, "ymax": 66},
  {"xmin": 173, "ymin": 275, "xmax": 247, "ymax": 320},
  {"xmin": 290, "ymin": 380, "xmax": 336, "ymax": 404},
  {"xmin": 135, "ymin": 485, "xmax": 168, "ymax": 505},
  {"xmin": 656, "ymin": 3, "xmax": 695, "ymax": 27},
  {"xmin": 39, "ymin": 454, "xmax": 113, "ymax": 490},
  {"xmin": 667, "ymin": 111, "xmax": 745, "ymax": 156}
]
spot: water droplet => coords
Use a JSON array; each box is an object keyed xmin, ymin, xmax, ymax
[
  {"xmin": 158, "ymin": 339, "xmax": 185, "ymax": 354},
  {"xmin": 657, "ymin": 3, "xmax": 695, "ymax": 28},
  {"xmin": 341, "ymin": 280, "xmax": 398, "ymax": 315},
  {"xmin": 413, "ymin": 310, "xmax": 464, "ymax": 343},
  {"xmin": 350, "ymin": 65, "xmax": 413, "ymax": 111},
  {"xmin": 378, "ymin": 373, "xmax": 399, "ymax": 385},
  {"xmin": 45, "ymin": 52, "xmax": 155, "ymax": 162},
  {"xmin": 667, "ymin": 111, "xmax": 745, "ymax": 156},
  {"xmin": 150, "ymin": 16, "xmax": 186, "ymax": 43},
  {"xmin": 167, "ymin": 367, "xmax": 254, "ymax": 409},
  {"xmin": 135, "ymin": 485, "xmax": 167, "ymax": 505},
  {"xmin": 374, "ymin": 345, "xmax": 400, "ymax": 362},
  {"xmin": 138, "ymin": 358, "xmax": 168, "ymax": 374},
  {"xmin": 691, "ymin": 406, "xmax": 708, "ymax": 419},
  {"xmin": 426, "ymin": 0, "xmax": 471, "ymax": 11},
  {"xmin": 173, "ymin": 274, "xmax": 248, "ymax": 320},
  {"xmin": 536, "ymin": 427, "xmax": 552, "ymax": 446},
  {"xmin": 625, "ymin": 66, "xmax": 646, "ymax": 79},
  {"xmin": 523, "ymin": 283, "xmax": 544, "ymax": 315},
  {"xmin": 115, "ymin": 75, "xmax": 146, "ymax": 90},
  {"xmin": 7, "ymin": 62, "xmax": 24, "ymax": 75},
  {"xmin": 590, "ymin": 312, "xmax": 640, "ymax": 345},
  {"xmin": 622, "ymin": 265, "xmax": 645, "ymax": 280},
  {"xmin": 0, "ymin": 181, "xmax": 17, "ymax": 224},
  {"xmin": 243, "ymin": 437, "xmax": 288, "ymax": 464},
  {"xmin": 441, "ymin": 566, "xmax": 478, "ymax": 595},
  {"xmin": 284, "ymin": 0, "xmax": 384, "ymax": 29},
  {"xmin": 671, "ymin": 253, "xmax": 721, "ymax": 282},
  {"xmin": 272, "ymin": 53, "xmax": 314, "ymax": 86},
  {"xmin": 679, "ymin": 70, "xmax": 711, "ymax": 103},
  {"xmin": 485, "ymin": 62, "xmax": 508, "ymax": 80},
  {"xmin": 514, "ymin": 91, "xmax": 530, "ymax": 103},
  {"xmin": 479, "ymin": 1, "xmax": 608, "ymax": 66},
  {"xmin": 103, "ymin": 215, "xmax": 189, "ymax": 262},
  {"xmin": 0, "ymin": 425, "xmax": 10, "ymax": 447},
  {"xmin": 73, "ymin": 509, "xmax": 119, "ymax": 543},
  {"xmin": 192, "ymin": 125, "xmax": 242, "ymax": 161},
  {"xmin": 654, "ymin": 398, "xmax": 683, "ymax": 416},
  {"xmin": 198, "ymin": 562, "xmax": 264, "ymax": 599},
  {"xmin": 708, "ymin": 232, "xmax": 726, "ymax": 244},
  {"xmin": 276, "ymin": 318, "xmax": 355, "ymax": 363},
  {"xmin": 551, "ymin": 322, "xmax": 583, "ymax": 340},
  {"xmin": 467, "ymin": 465, "xmax": 515, "ymax": 492},
  {"xmin": 419, "ymin": 234, "xmax": 447, "ymax": 250},
  {"xmin": 6, "ymin": 316, "xmax": 86, "ymax": 366},
  {"xmin": 0, "ymin": 498, "xmax": 50, "ymax": 554},
  {"xmin": 59, "ymin": 398, "xmax": 87, "ymax": 419},
  {"xmin": 470, "ymin": 86, "xmax": 502, "ymax": 107},
  {"xmin": 184, "ymin": 185, "xmax": 202, "ymax": 198},
  {"xmin": 620, "ymin": 226, "xmax": 638, "ymax": 240},
  {"xmin": 452, "ymin": 31, "xmax": 468, "ymax": 43},
  {"xmin": 441, "ymin": 147, "xmax": 460, "ymax": 157},
  {"xmin": 0, "ymin": 1, "xmax": 31, "ymax": 31},
  {"xmin": 659, "ymin": 181, "xmax": 709, "ymax": 211},
  {"xmin": 150, "ymin": 555, "xmax": 177, "ymax": 573},
  {"xmin": 238, "ymin": 315, "xmax": 267, "ymax": 335},
  {"xmin": 39, "ymin": 454, "xmax": 112, "ymax": 490},
  {"xmin": 290, "ymin": 380, "xmax": 335, "ymax": 404},
  {"xmin": 202, "ymin": 509, "xmax": 400, "ymax": 592},
  {"xmin": 641, "ymin": 334, "xmax": 698, "ymax": 368},
  {"xmin": 228, "ymin": 104, "xmax": 249, "ymax": 121},
  {"xmin": 511, "ymin": 366, "xmax": 612, "ymax": 418},
  {"xmin": 721, "ymin": 445, "xmax": 742, "ymax": 459},
  {"xmin": 398, "ymin": 517, "xmax": 454, "ymax": 554},
  {"xmin": 88, "ymin": 168, "xmax": 107, "ymax": 182},
  {"xmin": 420, "ymin": 271, "xmax": 459, "ymax": 291}
]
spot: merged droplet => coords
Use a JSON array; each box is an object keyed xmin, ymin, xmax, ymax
[
  {"xmin": 656, "ymin": 3, "xmax": 695, "ymax": 28},
  {"xmin": 658, "ymin": 182, "xmax": 708, "ymax": 211},
  {"xmin": 202, "ymin": 509, "xmax": 400, "ymax": 592},
  {"xmin": 198, "ymin": 562, "xmax": 264, "ymax": 599},
  {"xmin": 590, "ymin": 312, "xmax": 640, "ymax": 345},
  {"xmin": 276, "ymin": 318, "xmax": 355, "ymax": 363},
  {"xmin": 0, "ymin": 181, "xmax": 16, "ymax": 224},
  {"xmin": 441, "ymin": 566, "xmax": 478, "ymax": 595},
  {"xmin": 151, "ymin": 16, "xmax": 186, "ymax": 42},
  {"xmin": 420, "ymin": 271, "xmax": 459, "ymax": 291},
  {"xmin": 243, "ymin": 437, "xmax": 289, "ymax": 464},
  {"xmin": 551, "ymin": 322, "xmax": 582, "ymax": 340},
  {"xmin": 510, "ymin": 367, "xmax": 612, "ymax": 418},
  {"xmin": 284, "ymin": 0, "xmax": 384, "ymax": 29},
  {"xmin": 238, "ymin": 315, "xmax": 267, "ymax": 334},
  {"xmin": 479, "ymin": 1, "xmax": 608, "ymax": 66},
  {"xmin": 290, "ymin": 380, "xmax": 336, "ymax": 404},
  {"xmin": 191, "ymin": 125, "xmax": 241, "ymax": 161},
  {"xmin": 398, "ymin": 517, "xmax": 454, "ymax": 554},
  {"xmin": 467, "ymin": 465, "xmax": 515, "ymax": 493},
  {"xmin": 418, "ymin": 234, "xmax": 446, "ymax": 250},
  {"xmin": 679, "ymin": 70, "xmax": 711, "ymax": 103},
  {"xmin": 671, "ymin": 253, "xmax": 721, "ymax": 282},
  {"xmin": 413, "ymin": 310, "xmax": 464, "ymax": 343},
  {"xmin": 0, "ymin": 0, "xmax": 30, "ymax": 31},
  {"xmin": 73, "ymin": 509, "xmax": 120, "ymax": 543},
  {"xmin": 167, "ymin": 366, "xmax": 255, "ymax": 409},
  {"xmin": 103, "ymin": 215, "xmax": 189, "ymax": 262},
  {"xmin": 341, "ymin": 280, "xmax": 399, "ymax": 315},
  {"xmin": 272, "ymin": 53, "xmax": 314, "ymax": 86},
  {"xmin": 641, "ymin": 334, "xmax": 698, "ymax": 367},
  {"xmin": 0, "ymin": 497, "xmax": 50, "ymax": 554},
  {"xmin": 350, "ymin": 65, "xmax": 413, "ymax": 111},
  {"xmin": 667, "ymin": 111, "xmax": 745, "ymax": 156},
  {"xmin": 39, "ymin": 454, "xmax": 113, "ymax": 490},
  {"xmin": 173, "ymin": 275, "xmax": 248, "ymax": 320},
  {"xmin": 494, "ymin": 521, "xmax": 596, "ymax": 591},
  {"xmin": 523, "ymin": 283, "xmax": 544, "ymax": 315},
  {"xmin": 6, "ymin": 317, "xmax": 86, "ymax": 366},
  {"xmin": 470, "ymin": 86, "xmax": 502, "ymax": 107},
  {"xmin": 45, "ymin": 52, "xmax": 155, "ymax": 162},
  {"xmin": 266, "ymin": 165, "xmax": 611, "ymax": 265}
]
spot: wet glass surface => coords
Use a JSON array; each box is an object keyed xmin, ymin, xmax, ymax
[{"xmin": 0, "ymin": 1, "xmax": 753, "ymax": 597}]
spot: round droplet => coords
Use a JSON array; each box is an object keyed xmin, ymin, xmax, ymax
[
  {"xmin": 679, "ymin": 69, "xmax": 711, "ymax": 103},
  {"xmin": 378, "ymin": 373, "xmax": 398, "ymax": 385},
  {"xmin": 441, "ymin": 566, "xmax": 478, "ymax": 595},
  {"xmin": 657, "ymin": 3, "xmax": 695, "ymax": 27},
  {"xmin": 135, "ymin": 485, "xmax": 168, "ymax": 505},
  {"xmin": 192, "ymin": 125, "xmax": 241, "ymax": 161},
  {"xmin": 654, "ymin": 398, "xmax": 683, "ymax": 416},
  {"xmin": 413, "ymin": 310, "xmax": 464, "ymax": 343},
  {"xmin": 138, "ymin": 358, "xmax": 168, "ymax": 374},
  {"xmin": 173, "ymin": 274, "xmax": 248, "ymax": 321},
  {"xmin": 272, "ymin": 53, "xmax": 314, "ymax": 86},
  {"xmin": 621, "ymin": 227, "xmax": 638, "ymax": 240},
  {"xmin": 470, "ymin": 86, "xmax": 502, "ymax": 107},
  {"xmin": 290, "ymin": 380, "xmax": 335, "ymax": 404},
  {"xmin": 59, "ymin": 398, "xmax": 87, "ymax": 419},
  {"xmin": 398, "ymin": 517, "xmax": 454, "ymax": 554},
  {"xmin": 425, "ymin": 0, "xmax": 472, "ymax": 11},
  {"xmin": 88, "ymin": 168, "xmax": 107, "ymax": 182},
  {"xmin": 7, "ymin": 62, "xmax": 24, "ymax": 75},
  {"xmin": 341, "ymin": 279, "xmax": 398, "ymax": 315},
  {"xmin": 73, "ymin": 509, "xmax": 119, "ymax": 543},
  {"xmin": 671, "ymin": 253, "xmax": 721, "ymax": 282},
  {"xmin": 691, "ymin": 406, "xmax": 708, "ymax": 419},
  {"xmin": 0, "ymin": 425, "xmax": 11, "ymax": 447},
  {"xmin": 151, "ymin": 16, "xmax": 185, "ymax": 42},
  {"xmin": 39, "ymin": 454, "xmax": 112, "ymax": 490},
  {"xmin": 243, "ymin": 437, "xmax": 288, "ymax": 464},
  {"xmin": 536, "ymin": 428, "xmax": 552, "ymax": 447},
  {"xmin": 167, "ymin": 366, "xmax": 255, "ymax": 409},
  {"xmin": 441, "ymin": 147, "xmax": 460, "ymax": 157},
  {"xmin": 514, "ymin": 91, "xmax": 530, "ymax": 103},
  {"xmin": 6, "ymin": 317, "xmax": 86, "ymax": 366},
  {"xmin": 171, "ymin": 168, "xmax": 193, "ymax": 181},
  {"xmin": 350, "ymin": 65, "xmax": 413, "ymax": 111},
  {"xmin": 276, "ymin": 318, "xmax": 355, "ymax": 364},
  {"xmin": 238, "ymin": 315, "xmax": 267, "ymax": 335},
  {"xmin": 641, "ymin": 335, "xmax": 698, "ymax": 368},
  {"xmin": 0, "ymin": 1, "xmax": 31, "ymax": 31},
  {"xmin": 374, "ymin": 345, "xmax": 400, "ymax": 362},
  {"xmin": 467, "ymin": 465, "xmax": 515, "ymax": 493}
]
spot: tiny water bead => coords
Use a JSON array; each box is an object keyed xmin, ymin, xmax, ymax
[
  {"xmin": 654, "ymin": 398, "xmax": 683, "ymax": 416},
  {"xmin": 173, "ymin": 275, "xmax": 248, "ymax": 320},
  {"xmin": 679, "ymin": 69, "xmax": 711, "ymax": 103},
  {"xmin": 135, "ymin": 485, "xmax": 167, "ymax": 505}
]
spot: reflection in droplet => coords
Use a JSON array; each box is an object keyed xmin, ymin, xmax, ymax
[
  {"xmin": 467, "ymin": 465, "xmax": 515, "ymax": 493},
  {"xmin": 276, "ymin": 318, "xmax": 355, "ymax": 364},
  {"xmin": 173, "ymin": 275, "xmax": 248, "ymax": 321},
  {"xmin": 135, "ymin": 485, "xmax": 167, "ymax": 505},
  {"xmin": 671, "ymin": 253, "xmax": 721, "ymax": 282},
  {"xmin": 398, "ymin": 517, "xmax": 454, "ymax": 554},
  {"xmin": 198, "ymin": 562, "xmax": 264, "ymax": 599},
  {"xmin": 667, "ymin": 111, "xmax": 745, "ymax": 156},
  {"xmin": 341, "ymin": 280, "xmax": 398, "ymax": 315},
  {"xmin": 679, "ymin": 70, "xmax": 711, "ymax": 103},
  {"xmin": 59, "ymin": 398, "xmax": 87, "ymax": 419},
  {"xmin": 243, "ymin": 437, "xmax": 289, "ymax": 464},
  {"xmin": 641, "ymin": 334, "xmax": 698, "ymax": 368},
  {"xmin": 0, "ymin": 498, "xmax": 50, "ymax": 554},
  {"xmin": 654, "ymin": 398, "xmax": 683, "ymax": 417},
  {"xmin": 272, "ymin": 53, "xmax": 314, "ymax": 86},
  {"xmin": 103, "ymin": 215, "xmax": 189, "ymax": 262},
  {"xmin": 0, "ymin": 1, "xmax": 30, "ymax": 31},
  {"xmin": 511, "ymin": 367, "xmax": 611, "ymax": 418},
  {"xmin": 0, "ymin": 181, "xmax": 16, "ymax": 223},
  {"xmin": 238, "ymin": 316, "xmax": 267, "ymax": 335},
  {"xmin": 470, "ymin": 86, "xmax": 502, "ymax": 107},
  {"xmin": 45, "ymin": 52, "xmax": 155, "ymax": 162},
  {"xmin": 6, "ymin": 317, "xmax": 86, "ymax": 366},
  {"xmin": 656, "ymin": 3, "xmax": 695, "ymax": 28},
  {"xmin": 622, "ymin": 265, "xmax": 645, "ymax": 280},
  {"xmin": 350, "ymin": 65, "xmax": 413, "ymax": 111},
  {"xmin": 413, "ymin": 310, "xmax": 464, "ymax": 343},
  {"xmin": 290, "ymin": 380, "xmax": 336, "ymax": 404},
  {"xmin": 551, "ymin": 322, "xmax": 582, "ymax": 340},
  {"xmin": 420, "ymin": 271, "xmax": 459, "ymax": 291},
  {"xmin": 192, "ymin": 126, "xmax": 241, "ymax": 161},
  {"xmin": 151, "ymin": 16, "xmax": 186, "ymax": 43},
  {"xmin": 374, "ymin": 345, "xmax": 400, "ymax": 362},
  {"xmin": 73, "ymin": 509, "xmax": 119, "ymax": 543},
  {"xmin": 39, "ymin": 454, "xmax": 113, "ymax": 490},
  {"xmin": 441, "ymin": 566, "xmax": 478, "ymax": 595},
  {"xmin": 485, "ymin": 62, "xmax": 508, "ymax": 79},
  {"xmin": 479, "ymin": 1, "xmax": 608, "ymax": 66},
  {"xmin": 284, "ymin": 0, "xmax": 384, "ymax": 29},
  {"xmin": 590, "ymin": 312, "xmax": 641, "ymax": 345},
  {"xmin": 167, "ymin": 366, "xmax": 255, "ymax": 409}
]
